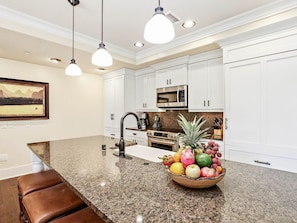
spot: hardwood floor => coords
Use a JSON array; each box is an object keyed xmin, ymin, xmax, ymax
[{"xmin": 0, "ymin": 177, "xmax": 20, "ymax": 223}]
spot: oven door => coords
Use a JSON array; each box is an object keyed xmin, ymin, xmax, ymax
[{"xmin": 148, "ymin": 137, "xmax": 179, "ymax": 152}]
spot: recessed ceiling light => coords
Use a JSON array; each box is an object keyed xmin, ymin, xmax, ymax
[
  {"xmin": 24, "ymin": 51, "xmax": 32, "ymax": 55},
  {"xmin": 50, "ymin": 58, "xmax": 61, "ymax": 63},
  {"xmin": 182, "ymin": 20, "xmax": 196, "ymax": 28},
  {"xmin": 134, "ymin": 42, "xmax": 144, "ymax": 48}
]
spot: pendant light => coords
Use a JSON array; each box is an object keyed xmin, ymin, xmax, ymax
[
  {"xmin": 144, "ymin": 0, "xmax": 175, "ymax": 44},
  {"xmin": 92, "ymin": 0, "xmax": 113, "ymax": 67},
  {"xmin": 65, "ymin": 0, "xmax": 82, "ymax": 76}
]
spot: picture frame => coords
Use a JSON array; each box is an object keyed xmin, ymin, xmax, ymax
[{"xmin": 0, "ymin": 78, "xmax": 49, "ymax": 120}]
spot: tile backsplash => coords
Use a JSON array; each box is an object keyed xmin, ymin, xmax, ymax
[{"xmin": 145, "ymin": 111, "xmax": 223, "ymax": 138}]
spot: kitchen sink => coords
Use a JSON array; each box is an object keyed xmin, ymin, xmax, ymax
[{"xmin": 113, "ymin": 145, "xmax": 174, "ymax": 162}]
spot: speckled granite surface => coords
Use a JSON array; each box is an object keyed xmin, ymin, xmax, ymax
[{"xmin": 28, "ymin": 135, "xmax": 297, "ymax": 223}]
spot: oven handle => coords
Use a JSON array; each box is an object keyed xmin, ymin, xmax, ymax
[{"xmin": 148, "ymin": 137, "xmax": 177, "ymax": 146}]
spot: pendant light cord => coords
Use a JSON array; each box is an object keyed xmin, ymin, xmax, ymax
[
  {"xmin": 101, "ymin": 0, "xmax": 104, "ymax": 44},
  {"xmin": 71, "ymin": 2, "xmax": 75, "ymax": 59}
]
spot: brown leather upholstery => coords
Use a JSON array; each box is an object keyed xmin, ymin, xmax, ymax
[
  {"xmin": 17, "ymin": 170, "xmax": 62, "ymax": 197},
  {"xmin": 49, "ymin": 207, "xmax": 106, "ymax": 223},
  {"xmin": 22, "ymin": 183, "xmax": 85, "ymax": 223}
]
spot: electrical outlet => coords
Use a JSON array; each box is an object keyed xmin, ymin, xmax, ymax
[{"xmin": 0, "ymin": 154, "xmax": 8, "ymax": 162}]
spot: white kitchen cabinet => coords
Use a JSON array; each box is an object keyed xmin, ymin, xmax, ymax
[
  {"xmin": 104, "ymin": 69, "xmax": 136, "ymax": 137},
  {"xmin": 125, "ymin": 129, "xmax": 148, "ymax": 146},
  {"xmin": 155, "ymin": 64, "xmax": 188, "ymax": 88},
  {"xmin": 188, "ymin": 57, "xmax": 224, "ymax": 112},
  {"xmin": 135, "ymin": 72, "xmax": 158, "ymax": 111},
  {"xmin": 224, "ymin": 50, "xmax": 297, "ymax": 173}
]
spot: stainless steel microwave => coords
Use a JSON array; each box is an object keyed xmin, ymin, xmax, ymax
[{"xmin": 156, "ymin": 85, "xmax": 188, "ymax": 108}]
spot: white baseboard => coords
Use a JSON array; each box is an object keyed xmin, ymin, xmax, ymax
[{"xmin": 0, "ymin": 164, "xmax": 33, "ymax": 180}]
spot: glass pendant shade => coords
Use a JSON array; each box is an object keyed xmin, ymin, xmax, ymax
[
  {"xmin": 144, "ymin": 6, "xmax": 175, "ymax": 44},
  {"xmin": 65, "ymin": 59, "xmax": 82, "ymax": 76},
  {"xmin": 92, "ymin": 0, "xmax": 112, "ymax": 67},
  {"xmin": 92, "ymin": 43, "xmax": 113, "ymax": 66},
  {"xmin": 65, "ymin": 0, "xmax": 82, "ymax": 76}
]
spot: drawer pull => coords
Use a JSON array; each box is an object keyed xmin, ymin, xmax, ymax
[{"xmin": 254, "ymin": 160, "xmax": 271, "ymax": 165}]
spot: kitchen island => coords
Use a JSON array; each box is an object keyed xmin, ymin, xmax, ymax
[{"xmin": 27, "ymin": 135, "xmax": 297, "ymax": 223}]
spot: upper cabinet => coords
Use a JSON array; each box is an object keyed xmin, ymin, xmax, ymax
[
  {"xmin": 135, "ymin": 68, "xmax": 158, "ymax": 112},
  {"xmin": 155, "ymin": 64, "xmax": 188, "ymax": 88},
  {"xmin": 188, "ymin": 50, "xmax": 224, "ymax": 112},
  {"xmin": 152, "ymin": 56, "xmax": 189, "ymax": 88}
]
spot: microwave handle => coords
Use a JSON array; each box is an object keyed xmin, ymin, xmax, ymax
[{"xmin": 177, "ymin": 88, "xmax": 180, "ymax": 103}]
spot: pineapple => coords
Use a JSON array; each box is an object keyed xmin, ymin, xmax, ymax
[{"xmin": 177, "ymin": 113, "xmax": 210, "ymax": 149}]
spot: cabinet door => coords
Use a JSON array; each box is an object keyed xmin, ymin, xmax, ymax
[
  {"xmin": 264, "ymin": 52, "xmax": 297, "ymax": 148},
  {"xmin": 208, "ymin": 58, "xmax": 224, "ymax": 110},
  {"xmin": 145, "ymin": 73, "xmax": 157, "ymax": 110},
  {"xmin": 135, "ymin": 75, "xmax": 145, "ymax": 110},
  {"xmin": 170, "ymin": 65, "xmax": 188, "ymax": 86},
  {"xmin": 156, "ymin": 69, "xmax": 171, "ymax": 88},
  {"xmin": 113, "ymin": 76, "xmax": 124, "ymax": 129},
  {"xmin": 188, "ymin": 61, "xmax": 209, "ymax": 110},
  {"xmin": 104, "ymin": 78, "xmax": 115, "ymax": 128},
  {"xmin": 224, "ymin": 59, "xmax": 262, "ymax": 148}
]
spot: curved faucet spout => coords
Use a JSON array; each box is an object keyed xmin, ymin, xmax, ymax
[{"xmin": 119, "ymin": 112, "xmax": 140, "ymax": 157}]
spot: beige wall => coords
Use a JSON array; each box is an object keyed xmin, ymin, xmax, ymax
[{"xmin": 0, "ymin": 58, "xmax": 104, "ymax": 179}]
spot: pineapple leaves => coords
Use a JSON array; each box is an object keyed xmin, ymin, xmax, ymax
[{"xmin": 177, "ymin": 113, "xmax": 210, "ymax": 148}]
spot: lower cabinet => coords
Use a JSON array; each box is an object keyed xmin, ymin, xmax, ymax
[
  {"xmin": 226, "ymin": 147, "xmax": 297, "ymax": 173},
  {"xmin": 125, "ymin": 129, "xmax": 148, "ymax": 146},
  {"xmin": 104, "ymin": 127, "xmax": 120, "ymax": 139}
]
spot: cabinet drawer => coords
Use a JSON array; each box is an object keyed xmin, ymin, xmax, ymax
[
  {"xmin": 104, "ymin": 128, "xmax": 120, "ymax": 139},
  {"xmin": 228, "ymin": 149, "xmax": 297, "ymax": 173},
  {"xmin": 125, "ymin": 129, "xmax": 148, "ymax": 139}
]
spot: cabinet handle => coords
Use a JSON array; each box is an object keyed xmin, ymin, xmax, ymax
[
  {"xmin": 111, "ymin": 114, "xmax": 114, "ymax": 120},
  {"xmin": 145, "ymin": 103, "xmax": 147, "ymax": 108},
  {"xmin": 166, "ymin": 79, "xmax": 168, "ymax": 85},
  {"xmin": 169, "ymin": 79, "xmax": 172, "ymax": 85},
  {"xmin": 133, "ymin": 133, "xmax": 137, "ymax": 136},
  {"xmin": 204, "ymin": 100, "xmax": 206, "ymax": 107},
  {"xmin": 208, "ymin": 100, "xmax": 210, "ymax": 106},
  {"xmin": 254, "ymin": 160, "xmax": 271, "ymax": 166},
  {"xmin": 225, "ymin": 118, "xmax": 228, "ymax": 130}
]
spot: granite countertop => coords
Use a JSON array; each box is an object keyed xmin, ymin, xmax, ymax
[{"xmin": 27, "ymin": 135, "xmax": 297, "ymax": 223}]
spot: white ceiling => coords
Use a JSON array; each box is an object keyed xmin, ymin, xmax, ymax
[{"xmin": 0, "ymin": 0, "xmax": 297, "ymax": 75}]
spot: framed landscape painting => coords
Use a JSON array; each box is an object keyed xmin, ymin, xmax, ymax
[{"xmin": 0, "ymin": 78, "xmax": 49, "ymax": 120}]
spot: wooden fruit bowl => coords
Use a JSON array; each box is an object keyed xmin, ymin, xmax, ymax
[{"xmin": 167, "ymin": 168, "xmax": 226, "ymax": 189}]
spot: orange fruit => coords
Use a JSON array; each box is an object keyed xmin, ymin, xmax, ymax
[
  {"xmin": 169, "ymin": 162, "xmax": 185, "ymax": 175},
  {"xmin": 173, "ymin": 152, "xmax": 181, "ymax": 162},
  {"xmin": 216, "ymin": 166, "xmax": 223, "ymax": 174}
]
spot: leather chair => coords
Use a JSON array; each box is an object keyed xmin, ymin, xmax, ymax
[
  {"xmin": 22, "ymin": 183, "xmax": 86, "ymax": 223},
  {"xmin": 49, "ymin": 207, "xmax": 106, "ymax": 223},
  {"xmin": 17, "ymin": 170, "xmax": 62, "ymax": 221},
  {"xmin": 17, "ymin": 170, "xmax": 62, "ymax": 197}
]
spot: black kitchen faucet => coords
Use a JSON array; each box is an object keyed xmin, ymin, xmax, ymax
[{"xmin": 118, "ymin": 112, "xmax": 140, "ymax": 158}]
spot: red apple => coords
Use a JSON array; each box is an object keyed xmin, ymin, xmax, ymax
[
  {"xmin": 185, "ymin": 164, "xmax": 200, "ymax": 179},
  {"xmin": 200, "ymin": 167, "xmax": 219, "ymax": 178}
]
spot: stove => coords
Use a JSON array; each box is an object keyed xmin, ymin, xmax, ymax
[{"xmin": 147, "ymin": 129, "xmax": 181, "ymax": 152}]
